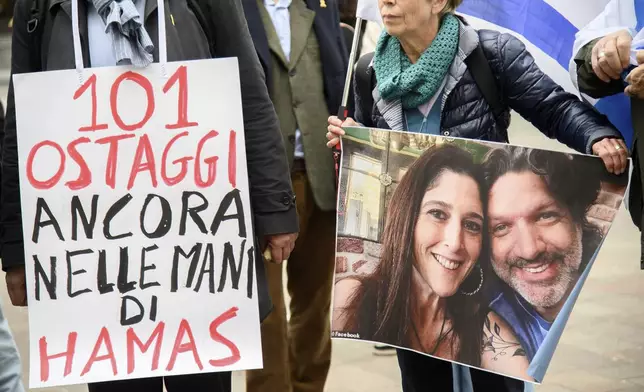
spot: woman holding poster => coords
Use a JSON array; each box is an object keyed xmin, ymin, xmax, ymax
[
  {"xmin": 332, "ymin": 144, "xmax": 531, "ymax": 379},
  {"xmin": 327, "ymin": 0, "xmax": 628, "ymax": 389}
]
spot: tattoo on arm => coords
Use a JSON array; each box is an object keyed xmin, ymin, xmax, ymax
[{"xmin": 482, "ymin": 315, "xmax": 526, "ymax": 361}]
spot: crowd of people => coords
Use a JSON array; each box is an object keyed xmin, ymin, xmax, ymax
[{"xmin": 0, "ymin": 0, "xmax": 641, "ymax": 391}]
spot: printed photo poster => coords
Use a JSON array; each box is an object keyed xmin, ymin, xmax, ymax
[
  {"xmin": 331, "ymin": 127, "xmax": 629, "ymax": 383},
  {"xmin": 12, "ymin": 58, "xmax": 262, "ymax": 387}
]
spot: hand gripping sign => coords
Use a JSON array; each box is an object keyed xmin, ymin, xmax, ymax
[{"xmin": 12, "ymin": 0, "xmax": 262, "ymax": 387}]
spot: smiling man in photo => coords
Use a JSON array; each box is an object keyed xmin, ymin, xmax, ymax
[{"xmin": 482, "ymin": 146, "xmax": 605, "ymax": 361}]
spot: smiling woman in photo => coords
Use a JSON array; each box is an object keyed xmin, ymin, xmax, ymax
[{"xmin": 333, "ymin": 144, "xmax": 531, "ymax": 380}]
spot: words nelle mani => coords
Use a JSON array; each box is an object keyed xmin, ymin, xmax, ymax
[{"xmin": 24, "ymin": 68, "xmax": 254, "ymax": 381}]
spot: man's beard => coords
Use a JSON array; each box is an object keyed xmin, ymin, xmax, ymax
[{"xmin": 492, "ymin": 239, "xmax": 583, "ymax": 309}]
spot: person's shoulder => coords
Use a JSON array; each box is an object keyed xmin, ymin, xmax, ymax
[
  {"xmin": 485, "ymin": 311, "xmax": 513, "ymax": 333},
  {"xmin": 482, "ymin": 310, "xmax": 526, "ymax": 357},
  {"xmin": 336, "ymin": 276, "xmax": 362, "ymax": 287},
  {"xmin": 356, "ymin": 51, "xmax": 375, "ymax": 69},
  {"xmin": 488, "ymin": 289, "xmax": 519, "ymax": 315},
  {"xmin": 200, "ymin": 0, "xmax": 240, "ymax": 17},
  {"xmin": 15, "ymin": 0, "xmax": 39, "ymax": 10},
  {"xmin": 477, "ymin": 29, "xmax": 526, "ymax": 58},
  {"xmin": 13, "ymin": 0, "xmax": 41, "ymax": 23},
  {"xmin": 334, "ymin": 277, "xmax": 365, "ymax": 309},
  {"xmin": 481, "ymin": 310, "xmax": 532, "ymax": 380},
  {"xmin": 335, "ymin": 277, "xmax": 362, "ymax": 304},
  {"xmin": 477, "ymin": 29, "xmax": 503, "ymax": 43},
  {"xmin": 332, "ymin": 277, "xmax": 364, "ymax": 330}
]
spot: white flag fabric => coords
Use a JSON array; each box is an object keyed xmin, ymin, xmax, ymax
[
  {"xmin": 356, "ymin": 0, "xmax": 382, "ymax": 24},
  {"xmin": 571, "ymin": 0, "xmax": 637, "ymax": 64},
  {"xmin": 457, "ymin": 0, "xmax": 612, "ymax": 94}
]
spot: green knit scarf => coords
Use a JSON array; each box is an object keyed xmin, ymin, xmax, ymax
[{"xmin": 374, "ymin": 14, "xmax": 460, "ymax": 110}]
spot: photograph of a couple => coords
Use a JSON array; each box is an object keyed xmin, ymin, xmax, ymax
[{"xmin": 331, "ymin": 127, "xmax": 629, "ymax": 383}]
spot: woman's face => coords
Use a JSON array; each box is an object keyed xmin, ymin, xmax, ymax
[
  {"xmin": 412, "ymin": 170, "xmax": 484, "ymax": 298},
  {"xmin": 378, "ymin": 0, "xmax": 446, "ymax": 38}
]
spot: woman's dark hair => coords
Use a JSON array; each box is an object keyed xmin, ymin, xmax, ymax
[{"xmin": 341, "ymin": 143, "xmax": 488, "ymax": 365}]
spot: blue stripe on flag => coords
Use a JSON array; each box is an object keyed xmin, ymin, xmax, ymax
[
  {"xmin": 595, "ymin": 94, "xmax": 634, "ymax": 148},
  {"xmin": 458, "ymin": 0, "xmax": 578, "ymax": 68},
  {"xmin": 637, "ymin": 0, "xmax": 644, "ymax": 30},
  {"xmin": 458, "ymin": 0, "xmax": 635, "ymax": 148}
]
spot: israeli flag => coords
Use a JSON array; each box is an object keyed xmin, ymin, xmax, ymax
[
  {"xmin": 356, "ymin": 0, "xmax": 382, "ymax": 24},
  {"xmin": 457, "ymin": 0, "xmax": 640, "ymax": 147}
]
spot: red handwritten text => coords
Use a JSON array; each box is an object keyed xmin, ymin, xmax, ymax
[{"xmin": 38, "ymin": 307, "xmax": 241, "ymax": 382}]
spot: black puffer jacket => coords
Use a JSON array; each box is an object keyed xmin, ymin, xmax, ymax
[{"xmin": 355, "ymin": 29, "xmax": 623, "ymax": 153}]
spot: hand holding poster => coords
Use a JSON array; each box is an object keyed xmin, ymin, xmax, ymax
[
  {"xmin": 331, "ymin": 127, "xmax": 628, "ymax": 383},
  {"xmin": 13, "ymin": 58, "xmax": 261, "ymax": 387}
]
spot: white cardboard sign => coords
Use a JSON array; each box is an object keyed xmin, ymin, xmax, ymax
[{"xmin": 13, "ymin": 58, "xmax": 262, "ymax": 387}]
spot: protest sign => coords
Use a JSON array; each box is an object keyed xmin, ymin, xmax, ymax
[
  {"xmin": 331, "ymin": 127, "xmax": 628, "ymax": 383},
  {"xmin": 12, "ymin": 58, "xmax": 261, "ymax": 387}
]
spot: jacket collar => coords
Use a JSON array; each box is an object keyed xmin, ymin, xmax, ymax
[
  {"xmin": 442, "ymin": 18, "xmax": 479, "ymax": 110},
  {"xmin": 288, "ymin": 0, "xmax": 315, "ymax": 70},
  {"xmin": 373, "ymin": 17, "xmax": 480, "ymax": 129},
  {"xmin": 53, "ymin": 0, "xmax": 159, "ymax": 25},
  {"xmin": 374, "ymin": 89, "xmax": 404, "ymax": 131},
  {"xmin": 144, "ymin": 0, "xmax": 158, "ymax": 24},
  {"xmin": 51, "ymin": 0, "xmax": 90, "ymax": 67},
  {"xmin": 366, "ymin": 38, "xmax": 404, "ymax": 130},
  {"xmin": 369, "ymin": 46, "xmax": 404, "ymax": 130},
  {"xmin": 256, "ymin": 0, "xmax": 289, "ymax": 68}
]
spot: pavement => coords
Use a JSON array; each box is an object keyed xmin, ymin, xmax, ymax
[{"xmin": 1, "ymin": 34, "xmax": 644, "ymax": 392}]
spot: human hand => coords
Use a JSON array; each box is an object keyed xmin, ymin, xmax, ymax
[
  {"xmin": 591, "ymin": 137, "xmax": 628, "ymax": 175},
  {"xmin": 592, "ymin": 30, "xmax": 632, "ymax": 82},
  {"xmin": 326, "ymin": 116, "xmax": 358, "ymax": 148},
  {"xmin": 262, "ymin": 233, "xmax": 298, "ymax": 264},
  {"xmin": 5, "ymin": 266, "xmax": 27, "ymax": 307},
  {"xmin": 625, "ymin": 55, "xmax": 644, "ymax": 98}
]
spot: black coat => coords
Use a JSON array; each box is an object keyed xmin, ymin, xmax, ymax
[
  {"xmin": 356, "ymin": 30, "xmax": 622, "ymax": 153},
  {"xmin": 1, "ymin": 0, "xmax": 298, "ymax": 319}
]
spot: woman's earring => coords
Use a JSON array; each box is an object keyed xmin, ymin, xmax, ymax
[{"xmin": 460, "ymin": 264, "xmax": 483, "ymax": 296}]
